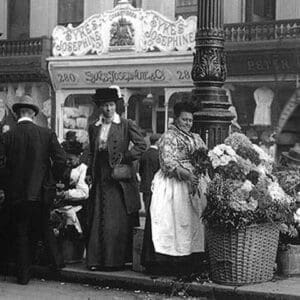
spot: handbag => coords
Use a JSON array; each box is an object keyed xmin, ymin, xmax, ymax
[{"xmin": 111, "ymin": 153, "xmax": 132, "ymax": 180}]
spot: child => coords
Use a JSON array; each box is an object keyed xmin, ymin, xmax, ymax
[{"xmin": 51, "ymin": 141, "xmax": 89, "ymax": 263}]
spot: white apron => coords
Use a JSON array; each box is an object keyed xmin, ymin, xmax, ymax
[{"xmin": 150, "ymin": 170, "xmax": 207, "ymax": 256}]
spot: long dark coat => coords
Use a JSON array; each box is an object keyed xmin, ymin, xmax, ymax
[
  {"xmin": 1, "ymin": 121, "xmax": 66, "ymax": 204},
  {"xmin": 86, "ymin": 117, "xmax": 146, "ymax": 268},
  {"xmin": 139, "ymin": 147, "xmax": 160, "ymax": 212},
  {"xmin": 0, "ymin": 120, "xmax": 66, "ymax": 266},
  {"xmin": 139, "ymin": 147, "xmax": 160, "ymax": 193}
]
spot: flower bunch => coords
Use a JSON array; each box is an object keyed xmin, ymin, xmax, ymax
[
  {"xmin": 273, "ymin": 165, "xmax": 300, "ymax": 246},
  {"xmin": 273, "ymin": 166, "xmax": 300, "ymax": 197},
  {"xmin": 224, "ymin": 132, "xmax": 253, "ymax": 151},
  {"xmin": 208, "ymin": 144, "xmax": 237, "ymax": 169},
  {"xmin": 191, "ymin": 147, "xmax": 211, "ymax": 176},
  {"xmin": 202, "ymin": 133, "xmax": 295, "ymax": 230}
]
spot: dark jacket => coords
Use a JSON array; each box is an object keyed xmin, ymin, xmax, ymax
[
  {"xmin": 0, "ymin": 120, "xmax": 66, "ymax": 205},
  {"xmin": 88, "ymin": 117, "xmax": 146, "ymax": 214},
  {"xmin": 139, "ymin": 147, "xmax": 160, "ymax": 193}
]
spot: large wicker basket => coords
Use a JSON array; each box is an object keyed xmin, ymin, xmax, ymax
[{"xmin": 207, "ymin": 223, "xmax": 279, "ymax": 285}]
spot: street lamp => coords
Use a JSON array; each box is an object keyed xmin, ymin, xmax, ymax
[{"xmin": 191, "ymin": 0, "xmax": 233, "ymax": 148}]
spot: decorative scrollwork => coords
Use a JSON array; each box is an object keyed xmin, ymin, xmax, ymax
[
  {"xmin": 191, "ymin": 48, "xmax": 226, "ymax": 82},
  {"xmin": 110, "ymin": 17, "xmax": 135, "ymax": 47}
]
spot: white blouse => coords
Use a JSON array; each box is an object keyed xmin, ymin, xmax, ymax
[{"xmin": 67, "ymin": 163, "xmax": 89, "ymax": 200}]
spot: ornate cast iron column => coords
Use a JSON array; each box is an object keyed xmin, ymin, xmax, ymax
[{"xmin": 192, "ymin": 0, "xmax": 233, "ymax": 149}]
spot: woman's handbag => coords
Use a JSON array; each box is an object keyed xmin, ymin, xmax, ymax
[{"xmin": 111, "ymin": 153, "xmax": 132, "ymax": 180}]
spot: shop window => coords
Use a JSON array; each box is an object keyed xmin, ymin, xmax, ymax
[
  {"xmin": 63, "ymin": 94, "xmax": 97, "ymax": 143},
  {"xmin": 128, "ymin": 95, "xmax": 152, "ymax": 131},
  {"xmin": 158, "ymin": 95, "xmax": 165, "ymax": 108},
  {"xmin": 139, "ymin": 101, "xmax": 152, "ymax": 131},
  {"xmin": 58, "ymin": 0, "xmax": 84, "ymax": 27},
  {"xmin": 246, "ymin": 0, "xmax": 275, "ymax": 22},
  {"xmin": 8, "ymin": 0, "xmax": 30, "ymax": 40},
  {"xmin": 175, "ymin": 0, "xmax": 197, "ymax": 19},
  {"xmin": 156, "ymin": 111, "xmax": 165, "ymax": 133}
]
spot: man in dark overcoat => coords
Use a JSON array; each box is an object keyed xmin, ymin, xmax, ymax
[
  {"xmin": 139, "ymin": 133, "xmax": 160, "ymax": 212},
  {"xmin": 0, "ymin": 95, "xmax": 66, "ymax": 284},
  {"xmin": 86, "ymin": 87, "xmax": 146, "ymax": 270}
]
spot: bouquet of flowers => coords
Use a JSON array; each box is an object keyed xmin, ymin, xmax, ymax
[
  {"xmin": 50, "ymin": 183, "xmax": 84, "ymax": 240},
  {"xmin": 202, "ymin": 133, "xmax": 295, "ymax": 230},
  {"xmin": 273, "ymin": 165, "xmax": 300, "ymax": 247},
  {"xmin": 191, "ymin": 147, "xmax": 211, "ymax": 176},
  {"xmin": 50, "ymin": 206, "xmax": 83, "ymax": 240}
]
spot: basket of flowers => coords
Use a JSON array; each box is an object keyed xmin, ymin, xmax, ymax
[{"xmin": 203, "ymin": 133, "xmax": 295, "ymax": 285}]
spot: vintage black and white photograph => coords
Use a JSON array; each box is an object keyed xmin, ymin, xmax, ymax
[{"xmin": 0, "ymin": 0, "xmax": 300, "ymax": 299}]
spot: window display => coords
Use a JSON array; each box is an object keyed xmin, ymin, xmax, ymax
[{"xmin": 63, "ymin": 95, "xmax": 96, "ymax": 145}]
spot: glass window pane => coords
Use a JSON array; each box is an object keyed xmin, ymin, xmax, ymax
[
  {"xmin": 8, "ymin": 0, "xmax": 30, "ymax": 39},
  {"xmin": 58, "ymin": 0, "xmax": 84, "ymax": 26}
]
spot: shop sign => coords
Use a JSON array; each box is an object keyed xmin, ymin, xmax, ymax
[
  {"xmin": 227, "ymin": 50, "xmax": 300, "ymax": 76},
  {"xmin": 52, "ymin": 2, "xmax": 196, "ymax": 56},
  {"xmin": 51, "ymin": 64, "xmax": 194, "ymax": 89}
]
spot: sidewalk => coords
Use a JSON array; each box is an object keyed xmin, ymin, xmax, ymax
[{"xmin": 28, "ymin": 263, "xmax": 300, "ymax": 300}]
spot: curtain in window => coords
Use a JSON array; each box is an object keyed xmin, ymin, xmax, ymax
[{"xmin": 247, "ymin": 0, "xmax": 275, "ymax": 22}]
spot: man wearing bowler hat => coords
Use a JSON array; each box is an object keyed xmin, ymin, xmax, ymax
[
  {"xmin": 0, "ymin": 95, "xmax": 66, "ymax": 284},
  {"xmin": 282, "ymin": 143, "xmax": 300, "ymax": 167},
  {"xmin": 86, "ymin": 86, "xmax": 146, "ymax": 270}
]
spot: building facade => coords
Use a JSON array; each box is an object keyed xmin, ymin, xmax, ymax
[{"xmin": 0, "ymin": 0, "xmax": 299, "ymax": 156}]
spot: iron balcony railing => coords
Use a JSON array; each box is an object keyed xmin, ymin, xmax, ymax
[
  {"xmin": 224, "ymin": 19, "xmax": 300, "ymax": 42},
  {"xmin": 0, "ymin": 19, "xmax": 299, "ymax": 57},
  {"xmin": 0, "ymin": 36, "xmax": 51, "ymax": 57}
]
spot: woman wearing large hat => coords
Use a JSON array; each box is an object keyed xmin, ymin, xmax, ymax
[{"xmin": 86, "ymin": 86, "xmax": 146, "ymax": 270}]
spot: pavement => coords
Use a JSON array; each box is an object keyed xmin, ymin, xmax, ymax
[
  {"xmin": 2, "ymin": 214, "xmax": 300, "ymax": 299},
  {"xmin": 15, "ymin": 263, "xmax": 300, "ymax": 300},
  {"xmin": 0, "ymin": 276, "xmax": 187, "ymax": 300}
]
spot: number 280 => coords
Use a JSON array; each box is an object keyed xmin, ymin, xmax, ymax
[
  {"xmin": 57, "ymin": 73, "xmax": 77, "ymax": 83},
  {"xmin": 176, "ymin": 70, "xmax": 191, "ymax": 80}
]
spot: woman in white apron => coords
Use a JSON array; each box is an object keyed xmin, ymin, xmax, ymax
[{"xmin": 141, "ymin": 101, "xmax": 207, "ymax": 276}]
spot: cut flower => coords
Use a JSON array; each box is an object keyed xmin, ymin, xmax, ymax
[
  {"xmin": 208, "ymin": 144, "xmax": 237, "ymax": 169},
  {"xmin": 202, "ymin": 133, "xmax": 295, "ymax": 230}
]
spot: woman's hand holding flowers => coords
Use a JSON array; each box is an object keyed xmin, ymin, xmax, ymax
[{"xmin": 176, "ymin": 166, "xmax": 197, "ymax": 185}]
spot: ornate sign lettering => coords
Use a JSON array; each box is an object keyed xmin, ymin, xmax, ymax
[
  {"xmin": 52, "ymin": 2, "xmax": 196, "ymax": 56},
  {"xmin": 84, "ymin": 69, "xmax": 166, "ymax": 84},
  {"xmin": 52, "ymin": 64, "xmax": 194, "ymax": 89},
  {"xmin": 227, "ymin": 51, "xmax": 299, "ymax": 76}
]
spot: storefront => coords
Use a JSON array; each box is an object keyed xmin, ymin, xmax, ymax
[
  {"xmin": 48, "ymin": 1, "xmax": 196, "ymax": 142},
  {"xmin": 0, "ymin": 37, "xmax": 53, "ymax": 132},
  {"xmin": 48, "ymin": 0, "xmax": 300, "ymax": 158}
]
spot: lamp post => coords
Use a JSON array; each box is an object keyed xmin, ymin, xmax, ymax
[{"xmin": 192, "ymin": 0, "xmax": 233, "ymax": 149}]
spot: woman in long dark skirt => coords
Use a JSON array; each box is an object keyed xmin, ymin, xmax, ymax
[{"xmin": 86, "ymin": 87, "xmax": 146, "ymax": 270}]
